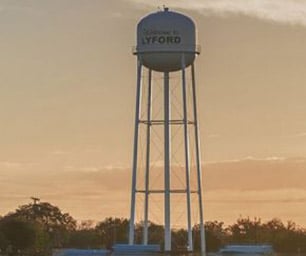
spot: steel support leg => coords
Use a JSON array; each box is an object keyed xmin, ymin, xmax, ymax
[
  {"xmin": 129, "ymin": 59, "xmax": 143, "ymax": 245},
  {"xmin": 191, "ymin": 64, "xmax": 206, "ymax": 254},
  {"xmin": 181, "ymin": 55, "xmax": 193, "ymax": 251}
]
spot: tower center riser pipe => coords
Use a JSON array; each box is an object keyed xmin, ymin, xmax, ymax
[{"xmin": 164, "ymin": 71, "xmax": 171, "ymax": 252}]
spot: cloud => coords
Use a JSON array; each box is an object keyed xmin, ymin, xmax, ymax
[
  {"xmin": 203, "ymin": 156, "xmax": 306, "ymax": 191},
  {"xmin": 208, "ymin": 133, "xmax": 220, "ymax": 138},
  {"xmin": 0, "ymin": 1, "xmax": 43, "ymax": 16},
  {"xmin": 0, "ymin": 162, "xmax": 23, "ymax": 168},
  {"xmin": 291, "ymin": 132, "xmax": 306, "ymax": 138},
  {"xmin": 205, "ymin": 188, "xmax": 306, "ymax": 203},
  {"xmin": 126, "ymin": 0, "xmax": 306, "ymax": 26},
  {"xmin": 204, "ymin": 155, "xmax": 286, "ymax": 164},
  {"xmin": 55, "ymin": 156, "xmax": 306, "ymax": 193},
  {"xmin": 51, "ymin": 150, "xmax": 70, "ymax": 156},
  {"xmin": 0, "ymin": 161, "xmax": 37, "ymax": 169}
]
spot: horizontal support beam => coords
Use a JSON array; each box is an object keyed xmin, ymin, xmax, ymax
[
  {"xmin": 136, "ymin": 189, "xmax": 198, "ymax": 194},
  {"xmin": 139, "ymin": 119, "xmax": 195, "ymax": 125}
]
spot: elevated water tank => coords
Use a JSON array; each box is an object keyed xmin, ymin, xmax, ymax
[{"xmin": 135, "ymin": 8, "xmax": 199, "ymax": 72}]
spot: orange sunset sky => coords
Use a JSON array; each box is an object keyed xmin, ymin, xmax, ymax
[{"xmin": 1, "ymin": 0, "xmax": 306, "ymax": 226}]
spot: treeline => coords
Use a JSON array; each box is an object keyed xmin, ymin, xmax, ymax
[{"xmin": 1, "ymin": 201, "xmax": 306, "ymax": 255}]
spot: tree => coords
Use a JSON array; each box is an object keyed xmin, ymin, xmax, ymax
[
  {"xmin": 8, "ymin": 200, "xmax": 76, "ymax": 248},
  {"xmin": 262, "ymin": 218, "xmax": 305, "ymax": 253},
  {"xmin": 95, "ymin": 217, "xmax": 129, "ymax": 249},
  {"xmin": 228, "ymin": 217, "xmax": 262, "ymax": 243},
  {"xmin": 67, "ymin": 229, "xmax": 101, "ymax": 249},
  {"xmin": 192, "ymin": 221, "xmax": 226, "ymax": 252},
  {"xmin": 172, "ymin": 228, "xmax": 188, "ymax": 251},
  {"xmin": 0, "ymin": 230, "xmax": 9, "ymax": 252},
  {"xmin": 0, "ymin": 217, "xmax": 37, "ymax": 252},
  {"xmin": 205, "ymin": 221, "xmax": 226, "ymax": 252},
  {"xmin": 66, "ymin": 220, "xmax": 100, "ymax": 249},
  {"xmin": 11, "ymin": 201, "xmax": 76, "ymax": 231},
  {"xmin": 134, "ymin": 221, "xmax": 164, "ymax": 246}
]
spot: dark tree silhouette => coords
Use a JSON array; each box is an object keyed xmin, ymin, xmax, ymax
[
  {"xmin": 228, "ymin": 217, "xmax": 262, "ymax": 243},
  {"xmin": 67, "ymin": 229, "xmax": 101, "ymax": 249},
  {"xmin": 95, "ymin": 217, "xmax": 129, "ymax": 249},
  {"xmin": 7, "ymin": 200, "xmax": 76, "ymax": 249},
  {"xmin": 3, "ymin": 200, "xmax": 306, "ymax": 254},
  {"xmin": 0, "ymin": 217, "xmax": 37, "ymax": 251},
  {"xmin": 10, "ymin": 201, "xmax": 76, "ymax": 231}
]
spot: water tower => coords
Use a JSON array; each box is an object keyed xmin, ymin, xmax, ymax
[{"xmin": 128, "ymin": 7, "xmax": 206, "ymax": 253}]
